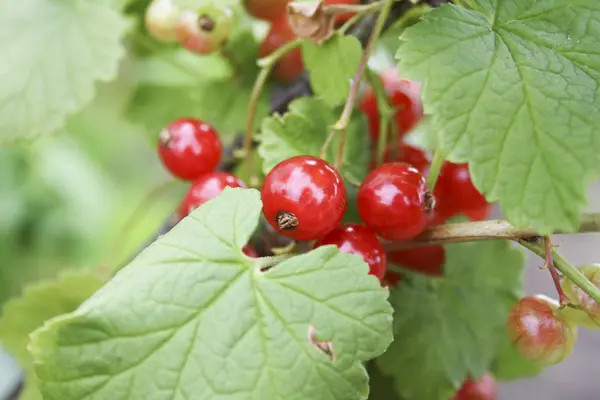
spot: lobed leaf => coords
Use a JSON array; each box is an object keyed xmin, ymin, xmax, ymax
[
  {"xmin": 0, "ymin": 0, "xmax": 127, "ymax": 142},
  {"xmin": 30, "ymin": 188, "xmax": 393, "ymax": 400},
  {"xmin": 397, "ymin": 0, "xmax": 600, "ymax": 234}
]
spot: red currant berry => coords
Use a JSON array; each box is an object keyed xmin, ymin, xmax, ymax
[
  {"xmin": 434, "ymin": 162, "xmax": 489, "ymax": 219},
  {"xmin": 259, "ymin": 17, "xmax": 304, "ymax": 83},
  {"xmin": 177, "ymin": 172, "xmax": 246, "ymax": 218},
  {"xmin": 389, "ymin": 245, "xmax": 445, "ymax": 277},
  {"xmin": 145, "ymin": 0, "xmax": 180, "ymax": 42},
  {"xmin": 451, "ymin": 373, "xmax": 497, "ymax": 400},
  {"xmin": 176, "ymin": 5, "xmax": 234, "ymax": 55},
  {"xmin": 359, "ymin": 67, "xmax": 423, "ymax": 143},
  {"xmin": 244, "ymin": 0, "xmax": 289, "ymax": 21},
  {"xmin": 464, "ymin": 203, "xmax": 493, "ymax": 222},
  {"xmin": 158, "ymin": 118, "xmax": 222, "ymax": 181},
  {"xmin": 507, "ymin": 294, "xmax": 577, "ymax": 366},
  {"xmin": 243, "ymin": 244, "xmax": 259, "ymax": 258},
  {"xmin": 314, "ymin": 224, "xmax": 387, "ymax": 280},
  {"xmin": 261, "ymin": 156, "xmax": 347, "ymax": 241},
  {"xmin": 357, "ymin": 162, "xmax": 433, "ymax": 241},
  {"xmin": 371, "ymin": 143, "xmax": 431, "ymax": 174},
  {"xmin": 560, "ymin": 264, "xmax": 600, "ymax": 329}
]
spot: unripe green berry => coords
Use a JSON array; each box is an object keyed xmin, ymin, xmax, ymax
[
  {"xmin": 560, "ymin": 264, "xmax": 600, "ymax": 329},
  {"xmin": 145, "ymin": 0, "xmax": 180, "ymax": 42},
  {"xmin": 176, "ymin": 5, "xmax": 234, "ymax": 55}
]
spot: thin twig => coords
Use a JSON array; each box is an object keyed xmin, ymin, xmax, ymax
[
  {"xmin": 382, "ymin": 213, "xmax": 600, "ymax": 250},
  {"xmin": 542, "ymin": 236, "xmax": 569, "ymax": 305},
  {"xmin": 519, "ymin": 239, "xmax": 600, "ymax": 306},
  {"xmin": 327, "ymin": 0, "xmax": 395, "ymax": 169},
  {"xmin": 426, "ymin": 148, "xmax": 445, "ymax": 191}
]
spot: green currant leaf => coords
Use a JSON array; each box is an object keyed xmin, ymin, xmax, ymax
[
  {"xmin": 397, "ymin": 1, "xmax": 600, "ymax": 234},
  {"xmin": 377, "ymin": 240, "xmax": 524, "ymax": 400},
  {"xmin": 30, "ymin": 188, "xmax": 393, "ymax": 400},
  {"xmin": 0, "ymin": 0, "xmax": 127, "ymax": 142},
  {"xmin": 303, "ymin": 35, "xmax": 363, "ymax": 107},
  {"xmin": 490, "ymin": 335, "xmax": 544, "ymax": 381},
  {"xmin": 258, "ymin": 97, "xmax": 370, "ymax": 182},
  {"xmin": 0, "ymin": 270, "xmax": 104, "ymax": 400}
]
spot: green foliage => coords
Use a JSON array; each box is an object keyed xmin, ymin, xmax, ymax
[
  {"xmin": 258, "ymin": 97, "xmax": 370, "ymax": 182},
  {"xmin": 491, "ymin": 336, "xmax": 544, "ymax": 381},
  {"xmin": 0, "ymin": 270, "xmax": 105, "ymax": 399},
  {"xmin": 0, "ymin": 0, "xmax": 127, "ymax": 142},
  {"xmin": 303, "ymin": 35, "xmax": 363, "ymax": 106},
  {"xmin": 397, "ymin": 0, "xmax": 600, "ymax": 234},
  {"xmin": 30, "ymin": 188, "xmax": 394, "ymax": 400},
  {"xmin": 377, "ymin": 241, "xmax": 524, "ymax": 400}
]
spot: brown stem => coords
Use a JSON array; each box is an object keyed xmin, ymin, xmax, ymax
[
  {"xmin": 543, "ymin": 236, "xmax": 569, "ymax": 305},
  {"xmin": 382, "ymin": 213, "xmax": 600, "ymax": 251}
]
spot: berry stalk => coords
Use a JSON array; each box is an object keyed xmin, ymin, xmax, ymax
[
  {"xmin": 327, "ymin": 0, "xmax": 395, "ymax": 169},
  {"xmin": 519, "ymin": 239, "xmax": 600, "ymax": 306},
  {"xmin": 425, "ymin": 148, "xmax": 445, "ymax": 192}
]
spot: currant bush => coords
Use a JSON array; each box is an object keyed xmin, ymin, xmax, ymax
[{"xmin": 3, "ymin": 1, "xmax": 599, "ymax": 399}]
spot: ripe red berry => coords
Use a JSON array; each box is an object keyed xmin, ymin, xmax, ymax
[
  {"xmin": 560, "ymin": 264, "xmax": 600, "ymax": 329},
  {"xmin": 371, "ymin": 143, "xmax": 431, "ymax": 174},
  {"xmin": 507, "ymin": 295, "xmax": 577, "ymax": 366},
  {"xmin": 314, "ymin": 224, "xmax": 387, "ymax": 280},
  {"xmin": 359, "ymin": 68, "xmax": 423, "ymax": 143},
  {"xmin": 388, "ymin": 245, "xmax": 445, "ymax": 277},
  {"xmin": 259, "ymin": 17, "xmax": 304, "ymax": 83},
  {"xmin": 243, "ymin": 244, "xmax": 259, "ymax": 258},
  {"xmin": 434, "ymin": 162, "xmax": 489, "ymax": 220},
  {"xmin": 177, "ymin": 172, "xmax": 246, "ymax": 218},
  {"xmin": 452, "ymin": 373, "xmax": 497, "ymax": 400},
  {"xmin": 176, "ymin": 5, "xmax": 234, "ymax": 55},
  {"xmin": 383, "ymin": 271, "xmax": 402, "ymax": 288},
  {"xmin": 244, "ymin": 0, "xmax": 289, "ymax": 21},
  {"xmin": 158, "ymin": 118, "xmax": 222, "ymax": 181},
  {"xmin": 145, "ymin": 0, "xmax": 180, "ymax": 42},
  {"xmin": 357, "ymin": 162, "xmax": 433, "ymax": 241},
  {"xmin": 261, "ymin": 156, "xmax": 347, "ymax": 241}
]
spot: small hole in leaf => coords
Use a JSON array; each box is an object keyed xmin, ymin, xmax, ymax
[{"xmin": 307, "ymin": 325, "xmax": 335, "ymax": 362}]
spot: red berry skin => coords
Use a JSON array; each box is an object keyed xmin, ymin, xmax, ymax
[
  {"xmin": 389, "ymin": 245, "xmax": 445, "ymax": 277},
  {"xmin": 259, "ymin": 17, "xmax": 304, "ymax": 83},
  {"xmin": 177, "ymin": 172, "xmax": 246, "ymax": 218},
  {"xmin": 464, "ymin": 203, "xmax": 493, "ymax": 222},
  {"xmin": 261, "ymin": 156, "xmax": 347, "ymax": 241},
  {"xmin": 507, "ymin": 295, "xmax": 577, "ymax": 366},
  {"xmin": 244, "ymin": 0, "xmax": 289, "ymax": 21},
  {"xmin": 357, "ymin": 162, "xmax": 433, "ymax": 241},
  {"xmin": 242, "ymin": 244, "xmax": 259, "ymax": 258},
  {"xmin": 383, "ymin": 271, "xmax": 402, "ymax": 288},
  {"xmin": 314, "ymin": 224, "xmax": 387, "ymax": 280},
  {"xmin": 434, "ymin": 162, "xmax": 488, "ymax": 219},
  {"xmin": 371, "ymin": 143, "xmax": 431, "ymax": 174},
  {"xmin": 158, "ymin": 118, "xmax": 222, "ymax": 181},
  {"xmin": 359, "ymin": 68, "xmax": 423, "ymax": 143},
  {"xmin": 452, "ymin": 373, "xmax": 497, "ymax": 400}
]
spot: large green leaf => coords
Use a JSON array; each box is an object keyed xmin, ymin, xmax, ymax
[
  {"xmin": 303, "ymin": 35, "xmax": 363, "ymax": 107},
  {"xmin": 397, "ymin": 0, "xmax": 600, "ymax": 234},
  {"xmin": 258, "ymin": 97, "xmax": 370, "ymax": 182},
  {"xmin": 377, "ymin": 241, "xmax": 524, "ymax": 400},
  {"xmin": 30, "ymin": 188, "xmax": 393, "ymax": 400},
  {"xmin": 0, "ymin": 0, "xmax": 127, "ymax": 142},
  {"xmin": 0, "ymin": 270, "xmax": 104, "ymax": 400}
]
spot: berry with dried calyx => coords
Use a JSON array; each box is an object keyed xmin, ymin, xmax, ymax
[
  {"xmin": 261, "ymin": 156, "xmax": 347, "ymax": 241},
  {"xmin": 176, "ymin": 5, "xmax": 234, "ymax": 55}
]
